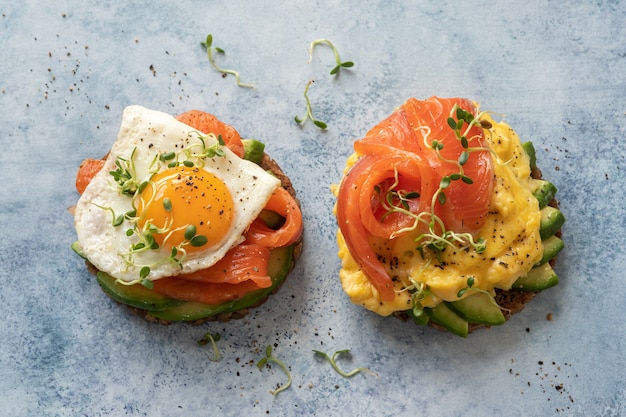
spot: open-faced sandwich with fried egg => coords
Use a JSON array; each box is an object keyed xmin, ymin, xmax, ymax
[
  {"xmin": 334, "ymin": 96, "xmax": 564, "ymax": 337},
  {"xmin": 72, "ymin": 105, "xmax": 303, "ymax": 324}
]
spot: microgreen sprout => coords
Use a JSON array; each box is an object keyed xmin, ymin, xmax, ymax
[
  {"xmin": 456, "ymin": 276, "xmax": 509, "ymax": 312},
  {"xmin": 114, "ymin": 269, "xmax": 153, "ymax": 289},
  {"xmin": 139, "ymin": 266, "xmax": 153, "ymax": 286},
  {"xmin": 202, "ymin": 134, "xmax": 226, "ymax": 158},
  {"xmin": 399, "ymin": 271, "xmax": 432, "ymax": 318},
  {"xmin": 197, "ymin": 332, "xmax": 221, "ymax": 362},
  {"xmin": 184, "ymin": 224, "xmax": 209, "ymax": 247},
  {"xmin": 159, "ymin": 133, "xmax": 226, "ymax": 170},
  {"xmin": 308, "ymin": 38, "xmax": 354, "ymax": 75},
  {"xmin": 422, "ymin": 104, "xmax": 494, "ymax": 230},
  {"xmin": 294, "ymin": 80, "xmax": 327, "ymax": 129},
  {"xmin": 110, "ymin": 148, "xmax": 141, "ymax": 195},
  {"xmin": 201, "ymin": 34, "xmax": 254, "ymax": 88},
  {"xmin": 119, "ymin": 219, "xmax": 209, "ymax": 282},
  {"xmin": 313, "ymin": 349, "xmax": 376, "ymax": 378},
  {"xmin": 93, "ymin": 204, "xmax": 125, "ymax": 227},
  {"xmin": 375, "ymin": 182, "xmax": 421, "ymax": 223},
  {"xmin": 257, "ymin": 345, "xmax": 292, "ymax": 396},
  {"xmin": 186, "ymin": 133, "xmax": 225, "ymax": 164}
]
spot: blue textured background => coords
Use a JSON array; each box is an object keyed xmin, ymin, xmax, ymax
[{"xmin": 1, "ymin": 1, "xmax": 624, "ymax": 416}]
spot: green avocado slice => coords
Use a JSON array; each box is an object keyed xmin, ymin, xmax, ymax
[
  {"xmin": 512, "ymin": 263, "xmax": 559, "ymax": 292},
  {"xmin": 449, "ymin": 292, "xmax": 506, "ymax": 326},
  {"xmin": 427, "ymin": 302, "xmax": 469, "ymax": 338},
  {"xmin": 96, "ymin": 271, "xmax": 184, "ymax": 311},
  {"xmin": 540, "ymin": 206, "xmax": 566, "ymax": 240}
]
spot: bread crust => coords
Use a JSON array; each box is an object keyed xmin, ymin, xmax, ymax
[{"xmin": 102, "ymin": 152, "xmax": 302, "ymax": 324}]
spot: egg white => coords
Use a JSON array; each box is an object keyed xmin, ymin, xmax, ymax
[{"xmin": 74, "ymin": 105, "xmax": 281, "ymax": 282}]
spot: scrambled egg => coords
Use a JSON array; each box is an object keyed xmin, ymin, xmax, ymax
[{"xmin": 336, "ymin": 115, "xmax": 543, "ymax": 316}]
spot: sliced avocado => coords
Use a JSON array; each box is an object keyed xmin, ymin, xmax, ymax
[
  {"xmin": 521, "ymin": 141, "xmax": 536, "ymax": 170},
  {"xmin": 149, "ymin": 244, "xmax": 295, "ymax": 321},
  {"xmin": 537, "ymin": 235, "xmax": 564, "ymax": 266},
  {"xmin": 71, "ymin": 241, "xmax": 87, "ymax": 259},
  {"xmin": 512, "ymin": 263, "xmax": 559, "ymax": 292},
  {"xmin": 242, "ymin": 139, "xmax": 265, "ymax": 164},
  {"xmin": 96, "ymin": 271, "xmax": 184, "ymax": 311},
  {"xmin": 258, "ymin": 209, "xmax": 286, "ymax": 229},
  {"xmin": 530, "ymin": 179, "xmax": 558, "ymax": 209},
  {"xmin": 427, "ymin": 302, "xmax": 468, "ymax": 338},
  {"xmin": 449, "ymin": 292, "xmax": 505, "ymax": 326},
  {"xmin": 540, "ymin": 206, "xmax": 566, "ymax": 240}
]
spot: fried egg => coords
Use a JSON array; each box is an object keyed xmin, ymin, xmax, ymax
[{"xmin": 74, "ymin": 105, "xmax": 281, "ymax": 283}]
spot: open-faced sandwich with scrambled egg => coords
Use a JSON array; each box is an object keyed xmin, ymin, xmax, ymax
[
  {"xmin": 72, "ymin": 105, "xmax": 303, "ymax": 324},
  {"xmin": 334, "ymin": 96, "xmax": 564, "ymax": 337}
]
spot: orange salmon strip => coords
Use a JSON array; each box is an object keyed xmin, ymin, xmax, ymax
[
  {"xmin": 336, "ymin": 155, "xmax": 397, "ymax": 302},
  {"xmin": 337, "ymin": 97, "xmax": 495, "ymax": 300},
  {"xmin": 75, "ymin": 158, "xmax": 105, "ymax": 194},
  {"xmin": 176, "ymin": 110, "xmax": 245, "ymax": 158},
  {"xmin": 173, "ymin": 243, "xmax": 272, "ymax": 288},
  {"xmin": 246, "ymin": 187, "xmax": 303, "ymax": 248},
  {"xmin": 151, "ymin": 277, "xmax": 265, "ymax": 305}
]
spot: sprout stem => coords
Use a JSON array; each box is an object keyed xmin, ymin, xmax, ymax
[
  {"xmin": 201, "ymin": 34, "xmax": 254, "ymax": 88},
  {"xmin": 313, "ymin": 349, "xmax": 376, "ymax": 378}
]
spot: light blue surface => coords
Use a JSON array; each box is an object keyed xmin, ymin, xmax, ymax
[{"xmin": 1, "ymin": 1, "xmax": 624, "ymax": 416}]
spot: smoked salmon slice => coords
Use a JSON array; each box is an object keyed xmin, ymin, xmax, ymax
[
  {"xmin": 75, "ymin": 158, "xmax": 105, "ymax": 194},
  {"xmin": 337, "ymin": 96, "xmax": 494, "ymax": 301},
  {"xmin": 402, "ymin": 97, "xmax": 493, "ymax": 234},
  {"xmin": 151, "ymin": 277, "xmax": 266, "ymax": 305},
  {"xmin": 171, "ymin": 243, "xmax": 272, "ymax": 287},
  {"xmin": 176, "ymin": 109, "xmax": 245, "ymax": 158},
  {"xmin": 246, "ymin": 187, "xmax": 303, "ymax": 248}
]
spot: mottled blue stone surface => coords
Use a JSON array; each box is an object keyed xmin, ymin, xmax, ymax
[{"xmin": 1, "ymin": 1, "xmax": 624, "ymax": 416}]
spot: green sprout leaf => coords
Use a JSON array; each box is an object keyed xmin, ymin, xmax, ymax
[
  {"xmin": 141, "ymin": 278, "xmax": 154, "ymax": 289},
  {"xmin": 190, "ymin": 235, "xmax": 208, "ymax": 247},
  {"xmin": 160, "ymin": 151, "xmax": 176, "ymax": 162},
  {"xmin": 113, "ymin": 214, "xmax": 124, "ymax": 227},
  {"xmin": 461, "ymin": 175, "xmax": 473, "ymax": 184},
  {"xmin": 458, "ymin": 151, "xmax": 470, "ymax": 166},
  {"xmin": 313, "ymin": 119, "xmax": 328, "ymax": 129},
  {"xmin": 162, "ymin": 198, "xmax": 172, "ymax": 212},
  {"xmin": 139, "ymin": 266, "xmax": 151, "ymax": 280},
  {"xmin": 109, "ymin": 149, "xmax": 141, "ymax": 195},
  {"xmin": 184, "ymin": 225, "xmax": 197, "ymax": 241}
]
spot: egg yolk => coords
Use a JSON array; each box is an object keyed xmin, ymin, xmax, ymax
[{"xmin": 136, "ymin": 166, "xmax": 234, "ymax": 253}]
